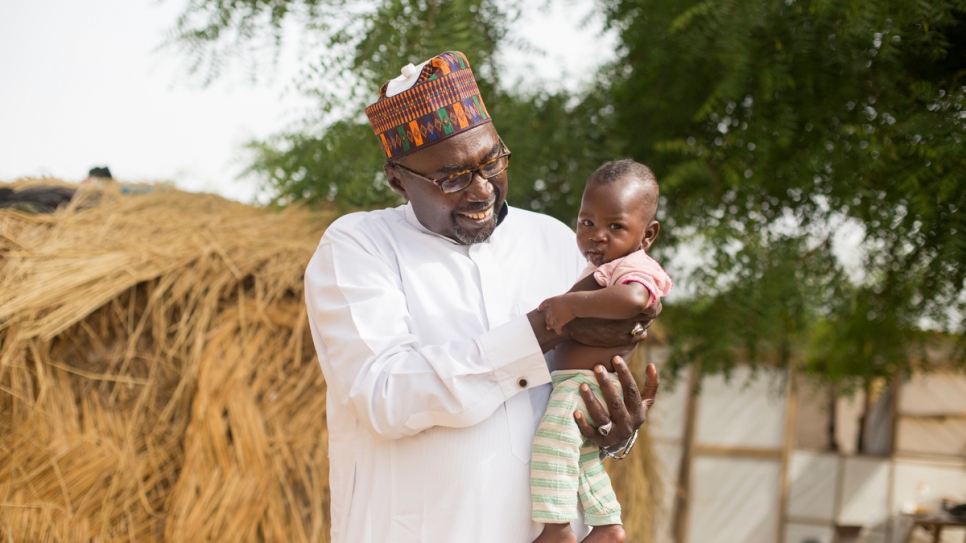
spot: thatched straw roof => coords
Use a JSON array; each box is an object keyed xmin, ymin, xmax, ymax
[
  {"xmin": 1, "ymin": 182, "xmax": 334, "ymax": 541},
  {"xmin": 0, "ymin": 181, "xmax": 660, "ymax": 542}
]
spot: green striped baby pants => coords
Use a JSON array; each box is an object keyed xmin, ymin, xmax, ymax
[{"xmin": 530, "ymin": 370, "xmax": 622, "ymax": 526}]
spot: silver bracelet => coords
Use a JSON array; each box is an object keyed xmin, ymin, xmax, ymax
[{"xmin": 604, "ymin": 429, "xmax": 638, "ymax": 460}]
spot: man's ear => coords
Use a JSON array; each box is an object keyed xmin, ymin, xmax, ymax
[
  {"xmin": 384, "ymin": 163, "xmax": 409, "ymax": 200},
  {"xmin": 641, "ymin": 221, "xmax": 661, "ymax": 251}
]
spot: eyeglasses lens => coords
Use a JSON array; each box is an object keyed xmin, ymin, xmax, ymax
[
  {"xmin": 481, "ymin": 156, "xmax": 509, "ymax": 177},
  {"xmin": 440, "ymin": 155, "xmax": 510, "ymax": 193}
]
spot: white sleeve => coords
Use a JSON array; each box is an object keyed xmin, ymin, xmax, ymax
[
  {"xmin": 304, "ymin": 225, "xmax": 551, "ymax": 440},
  {"xmin": 574, "ymin": 244, "xmax": 587, "ymax": 278}
]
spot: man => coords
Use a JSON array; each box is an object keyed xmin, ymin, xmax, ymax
[{"xmin": 304, "ymin": 51, "xmax": 659, "ymax": 543}]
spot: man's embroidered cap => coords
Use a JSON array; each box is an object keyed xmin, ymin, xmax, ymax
[{"xmin": 365, "ymin": 51, "xmax": 492, "ymax": 160}]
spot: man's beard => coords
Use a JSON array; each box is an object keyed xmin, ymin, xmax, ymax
[
  {"xmin": 453, "ymin": 218, "xmax": 497, "ymax": 245},
  {"xmin": 452, "ymin": 196, "xmax": 499, "ymax": 245}
]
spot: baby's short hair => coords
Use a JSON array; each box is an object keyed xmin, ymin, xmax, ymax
[
  {"xmin": 587, "ymin": 159, "xmax": 659, "ymax": 221},
  {"xmin": 587, "ymin": 159, "xmax": 657, "ymax": 188}
]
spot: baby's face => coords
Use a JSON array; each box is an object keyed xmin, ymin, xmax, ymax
[{"xmin": 576, "ymin": 178, "xmax": 657, "ymax": 266}]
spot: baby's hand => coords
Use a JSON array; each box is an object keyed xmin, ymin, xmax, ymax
[{"xmin": 538, "ymin": 296, "xmax": 577, "ymax": 334}]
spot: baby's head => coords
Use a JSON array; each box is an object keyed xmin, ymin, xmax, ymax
[{"xmin": 577, "ymin": 159, "xmax": 661, "ymax": 267}]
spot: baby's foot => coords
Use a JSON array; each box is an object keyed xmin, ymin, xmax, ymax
[
  {"xmin": 532, "ymin": 523, "xmax": 577, "ymax": 543},
  {"xmin": 582, "ymin": 524, "xmax": 626, "ymax": 543}
]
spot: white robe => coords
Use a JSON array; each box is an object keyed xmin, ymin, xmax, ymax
[{"xmin": 305, "ymin": 202, "xmax": 587, "ymax": 543}]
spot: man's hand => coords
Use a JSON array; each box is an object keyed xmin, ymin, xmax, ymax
[
  {"xmin": 537, "ymin": 295, "xmax": 576, "ymax": 334},
  {"xmin": 563, "ymin": 300, "xmax": 661, "ymax": 348},
  {"xmin": 574, "ymin": 358, "xmax": 659, "ymax": 449},
  {"xmin": 528, "ymin": 300, "xmax": 661, "ymax": 354}
]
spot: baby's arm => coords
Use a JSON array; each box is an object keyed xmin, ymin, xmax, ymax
[{"xmin": 539, "ymin": 282, "xmax": 653, "ymax": 334}]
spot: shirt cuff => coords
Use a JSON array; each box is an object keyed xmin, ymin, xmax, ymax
[{"xmin": 478, "ymin": 315, "xmax": 552, "ymax": 400}]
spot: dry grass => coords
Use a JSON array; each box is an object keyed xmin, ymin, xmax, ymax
[
  {"xmin": 0, "ymin": 181, "xmax": 660, "ymax": 542},
  {"xmin": 1, "ymin": 182, "xmax": 333, "ymax": 542}
]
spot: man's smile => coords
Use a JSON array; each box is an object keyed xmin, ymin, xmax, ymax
[
  {"xmin": 455, "ymin": 197, "xmax": 497, "ymax": 226},
  {"xmin": 460, "ymin": 206, "xmax": 493, "ymax": 221}
]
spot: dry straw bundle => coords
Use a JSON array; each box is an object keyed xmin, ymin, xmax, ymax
[
  {"xmin": 0, "ymin": 181, "xmax": 660, "ymax": 542},
  {"xmin": 1, "ymin": 183, "xmax": 333, "ymax": 541}
]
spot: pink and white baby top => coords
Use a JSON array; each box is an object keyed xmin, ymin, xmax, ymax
[{"xmin": 579, "ymin": 249, "xmax": 673, "ymax": 308}]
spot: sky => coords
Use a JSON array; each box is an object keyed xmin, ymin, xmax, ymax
[{"xmin": 0, "ymin": 0, "xmax": 617, "ymax": 204}]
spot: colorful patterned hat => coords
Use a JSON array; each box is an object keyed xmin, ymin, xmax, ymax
[{"xmin": 365, "ymin": 51, "xmax": 492, "ymax": 160}]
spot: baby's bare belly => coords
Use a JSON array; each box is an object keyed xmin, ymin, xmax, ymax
[{"xmin": 552, "ymin": 341, "xmax": 637, "ymax": 373}]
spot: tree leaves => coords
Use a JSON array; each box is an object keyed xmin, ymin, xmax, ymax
[
  {"xmin": 166, "ymin": 0, "xmax": 966, "ymax": 383},
  {"xmin": 607, "ymin": 0, "xmax": 966, "ymax": 380}
]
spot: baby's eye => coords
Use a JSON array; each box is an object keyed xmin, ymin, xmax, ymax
[
  {"xmin": 610, "ymin": 223, "xmax": 623, "ymax": 230},
  {"xmin": 579, "ymin": 219, "xmax": 594, "ymax": 227}
]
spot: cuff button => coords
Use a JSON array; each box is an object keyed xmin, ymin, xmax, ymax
[{"xmin": 518, "ymin": 378, "xmax": 528, "ymax": 388}]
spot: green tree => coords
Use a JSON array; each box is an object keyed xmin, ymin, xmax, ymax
[
  {"xmin": 600, "ymin": 0, "xmax": 966, "ymax": 382},
  {"xmin": 170, "ymin": 0, "xmax": 518, "ymax": 211},
  {"xmin": 168, "ymin": 0, "xmax": 966, "ymax": 385},
  {"xmin": 168, "ymin": 0, "xmax": 619, "ymax": 216}
]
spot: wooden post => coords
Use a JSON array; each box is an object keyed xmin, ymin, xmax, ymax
[
  {"xmin": 889, "ymin": 371, "xmax": 901, "ymax": 456},
  {"xmin": 777, "ymin": 369, "xmax": 798, "ymax": 543},
  {"xmin": 830, "ymin": 380, "xmax": 847, "ymax": 542},
  {"xmin": 672, "ymin": 364, "xmax": 700, "ymax": 543},
  {"xmin": 886, "ymin": 372, "xmax": 902, "ymax": 542}
]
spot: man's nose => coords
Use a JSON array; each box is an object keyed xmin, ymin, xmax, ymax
[{"xmin": 463, "ymin": 171, "xmax": 493, "ymax": 201}]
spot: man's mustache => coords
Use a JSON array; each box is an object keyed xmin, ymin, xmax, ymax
[{"xmin": 455, "ymin": 197, "xmax": 497, "ymax": 214}]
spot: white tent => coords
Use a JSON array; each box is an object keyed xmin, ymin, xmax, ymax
[{"xmin": 642, "ymin": 345, "xmax": 966, "ymax": 543}]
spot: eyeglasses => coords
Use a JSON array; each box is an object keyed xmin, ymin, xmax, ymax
[{"xmin": 390, "ymin": 139, "xmax": 511, "ymax": 194}]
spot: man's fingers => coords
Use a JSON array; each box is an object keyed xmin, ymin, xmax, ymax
[
  {"xmin": 579, "ymin": 377, "xmax": 611, "ymax": 429},
  {"xmin": 641, "ymin": 397, "xmax": 655, "ymax": 423},
  {"xmin": 641, "ymin": 363, "xmax": 660, "ymax": 403},
  {"xmin": 573, "ymin": 410, "xmax": 599, "ymax": 441},
  {"xmin": 643, "ymin": 300, "xmax": 662, "ymax": 322},
  {"xmin": 593, "ymin": 365, "xmax": 626, "ymax": 425},
  {"xmin": 613, "ymin": 356, "xmax": 642, "ymax": 411}
]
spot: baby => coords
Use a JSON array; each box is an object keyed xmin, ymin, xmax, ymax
[{"xmin": 531, "ymin": 159, "xmax": 672, "ymax": 543}]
